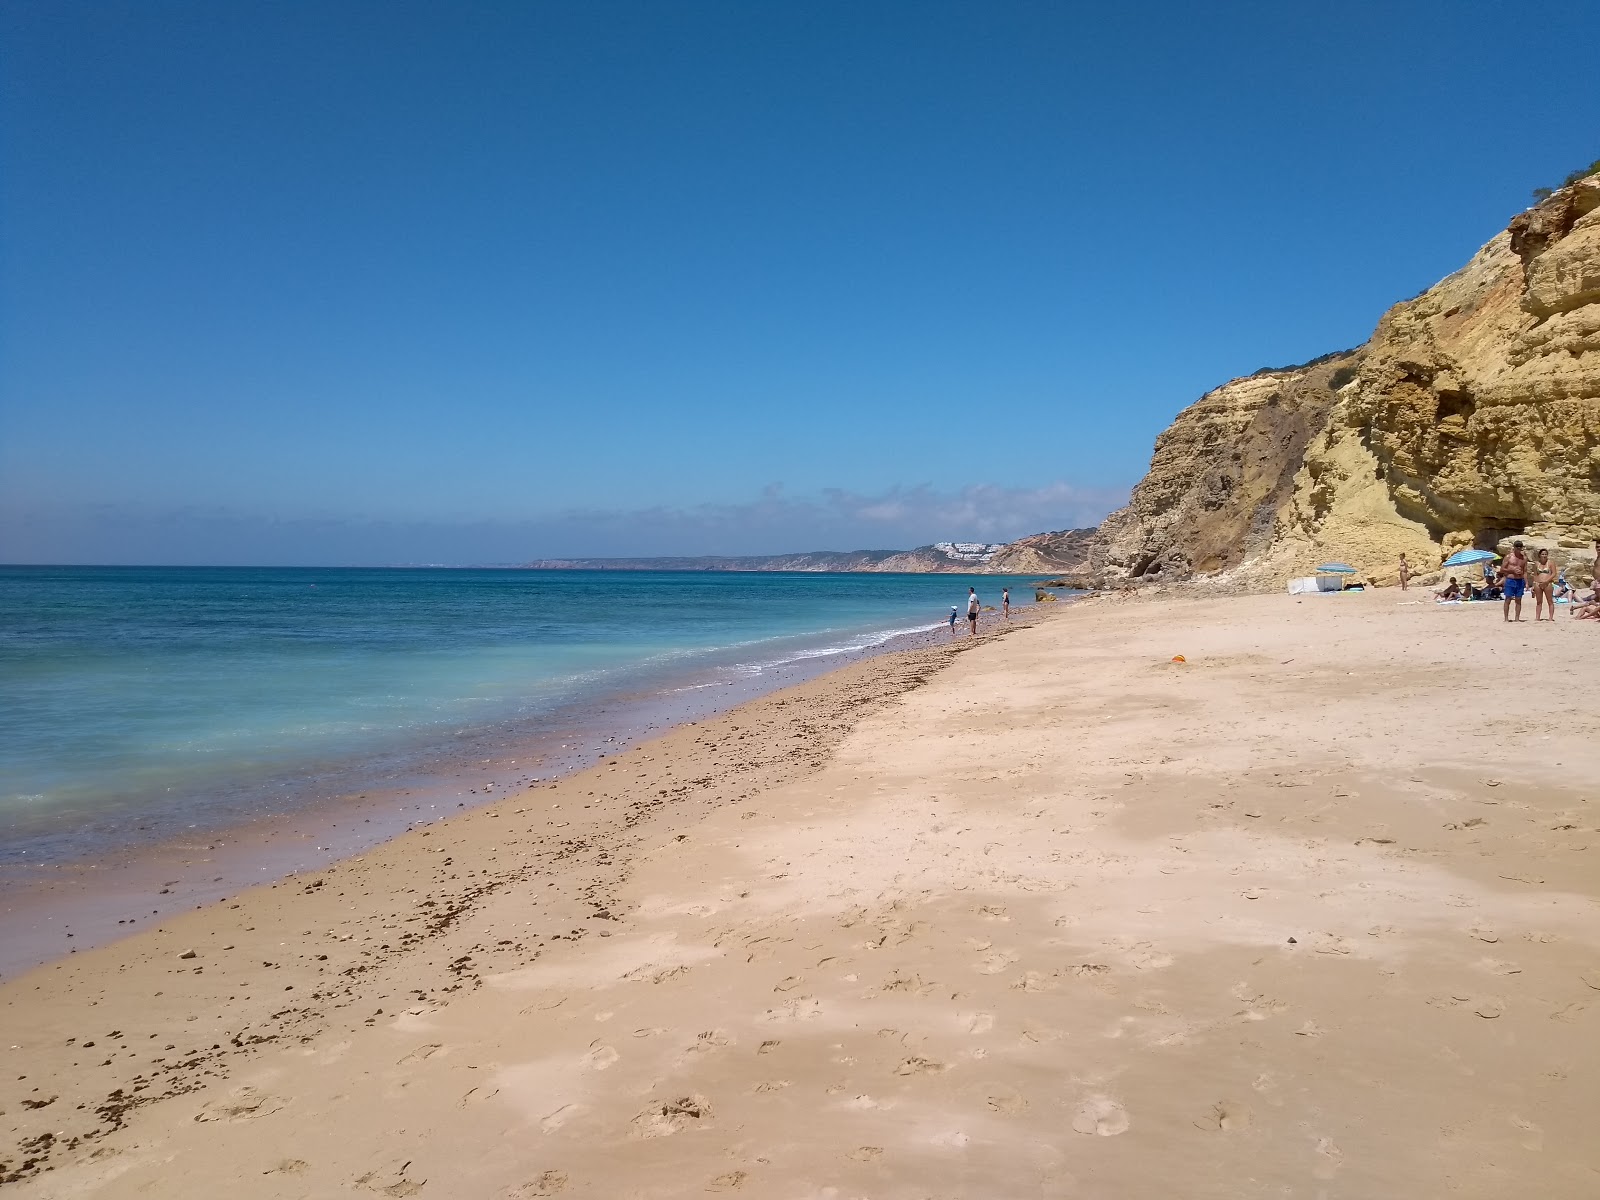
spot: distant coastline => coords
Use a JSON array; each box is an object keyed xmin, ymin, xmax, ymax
[{"xmin": 513, "ymin": 544, "xmax": 1003, "ymax": 572}]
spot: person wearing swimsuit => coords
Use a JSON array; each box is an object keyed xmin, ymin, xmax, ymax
[
  {"xmin": 1531, "ymin": 548, "xmax": 1557, "ymax": 621},
  {"xmin": 1398, "ymin": 553, "xmax": 1411, "ymax": 591},
  {"xmin": 1499, "ymin": 540, "xmax": 1528, "ymax": 623}
]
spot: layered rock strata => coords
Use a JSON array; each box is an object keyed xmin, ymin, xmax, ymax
[{"xmin": 1089, "ymin": 176, "xmax": 1600, "ymax": 590}]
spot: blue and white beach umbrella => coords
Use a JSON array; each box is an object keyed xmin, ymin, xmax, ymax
[{"xmin": 1441, "ymin": 548, "xmax": 1499, "ymax": 568}]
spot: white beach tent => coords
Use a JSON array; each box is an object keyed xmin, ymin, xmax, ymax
[
  {"xmin": 1287, "ymin": 563, "xmax": 1358, "ymax": 595},
  {"xmin": 1286, "ymin": 576, "xmax": 1342, "ymax": 594}
]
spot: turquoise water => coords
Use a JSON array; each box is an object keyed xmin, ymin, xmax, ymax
[{"xmin": 0, "ymin": 566, "xmax": 1040, "ymax": 863}]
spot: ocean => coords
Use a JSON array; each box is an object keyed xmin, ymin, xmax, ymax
[{"xmin": 0, "ymin": 566, "xmax": 1045, "ymax": 869}]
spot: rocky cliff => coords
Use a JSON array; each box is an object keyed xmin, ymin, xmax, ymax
[
  {"xmin": 1091, "ymin": 175, "xmax": 1600, "ymax": 590},
  {"xmin": 983, "ymin": 527, "xmax": 1098, "ymax": 575}
]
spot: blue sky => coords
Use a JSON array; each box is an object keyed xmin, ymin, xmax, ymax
[{"xmin": 2, "ymin": 1, "xmax": 1596, "ymax": 564}]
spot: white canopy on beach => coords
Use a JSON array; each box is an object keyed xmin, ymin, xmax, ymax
[{"xmin": 1287, "ymin": 576, "xmax": 1343, "ymax": 594}]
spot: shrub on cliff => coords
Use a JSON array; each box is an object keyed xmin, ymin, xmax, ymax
[{"xmin": 1532, "ymin": 157, "xmax": 1600, "ymax": 202}]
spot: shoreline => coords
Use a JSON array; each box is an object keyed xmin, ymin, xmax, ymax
[
  {"xmin": 0, "ymin": 611, "xmax": 1046, "ymax": 1187},
  {"xmin": 0, "ymin": 604, "xmax": 1048, "ymax": 981},
  {"xmin": 8, "ymin": 589, "xmax": 1593, "ymax": 1196}
]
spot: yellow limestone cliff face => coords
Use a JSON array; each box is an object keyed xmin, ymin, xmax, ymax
[{"xmin": 1092, "ymin": 177, "xmax": 1600, "ymax": 590}]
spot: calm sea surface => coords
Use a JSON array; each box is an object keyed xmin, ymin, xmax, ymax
[{"xmin": 1, "ymin": 566, "xmax": 1042, "ymax": 865}]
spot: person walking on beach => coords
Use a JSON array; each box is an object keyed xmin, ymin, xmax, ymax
[
  {"xmin": 948, "ymin": 605, "xmax": 959, "ymax": 636},
  {"xmin": 1002, "ymin": 587, "xmax": 1011, "ymax": 619},
  {"xmin": 1499, "ymin": 540, "xmax": 1529, "ymax": 623},
  {"xmin": 966, "ymin": 587, "xmax": 980, "ymax": 637},
  {"xmin": 1398, "ymin": 553, "xmax": 1411, "ymax": 591},
  {"xmin": 1531, "ymin": 548, "xmax": 1558, "ymax": 621}
]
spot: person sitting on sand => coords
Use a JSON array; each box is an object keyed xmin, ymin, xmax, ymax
[
  {"xmin": 1435, "ymin": 577, "xmax": 1461, "ymax": 601},
  {"xmin": 1531, "ymin": 548, "xmax": 1558, "ymax": 621},
  {"xmin": 1498, "ymin": 541, "xmax": 1528, "ymax": 622}
]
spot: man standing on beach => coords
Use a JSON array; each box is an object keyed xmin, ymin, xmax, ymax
[
  {"xmin": 1499, "ymin": 540, "xmax": 1528, "ymax": 623},
  {"xmin": 967, "ymin": 587, "xmax": 980, "ymax": 637}
]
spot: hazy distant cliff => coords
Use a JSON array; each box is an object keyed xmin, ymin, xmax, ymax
[
  {"xmin": 1089, "ymin": 174, "xmax": 1600, "ymax": 589},
  {"xmin": 519, "ymin": 543, "xmax": 1015, "ymax": 573}
]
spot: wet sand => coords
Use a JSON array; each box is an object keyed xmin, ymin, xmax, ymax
[
  {"xmin": 0, "ymin": 614, "xmax": 1013, "ymax": 980},
  {"xmin": 4, "ymin": 592, "xmax": 1599, "ymax": 1198}
]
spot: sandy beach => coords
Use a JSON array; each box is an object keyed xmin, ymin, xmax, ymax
[{"xmin": 4, "ymin": 592, "xmax": 1599, "ymax": 1198}]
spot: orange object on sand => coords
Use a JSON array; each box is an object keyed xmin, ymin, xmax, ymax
[{"xmin": 1171, "ymin": 655, "xmax": 1186, "ymax": 663}]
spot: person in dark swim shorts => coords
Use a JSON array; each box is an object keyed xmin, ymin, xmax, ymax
[{"xmin": 1499, "ymin": 540, "xmax": 1528, "ymax": 623}]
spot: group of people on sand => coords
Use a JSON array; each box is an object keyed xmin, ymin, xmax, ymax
[
  {"xmin": 1426, "ymin": 538, "xmax": 1600, "ymax": 623},
  {"xmin": 947, "ymin": 586, "xmax": 1010, "ymax": 637}
]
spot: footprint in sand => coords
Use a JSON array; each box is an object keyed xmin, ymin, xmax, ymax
[
  {"xmin": 1011, "ymin": 970, "xmax": 1058, "ymax": 993},
  {"xmin": 1478, "ymin": 959, "xmax": 1521, "ymax": 976},
  {"xmin": 1580, "ymin": 969, "xmax": 1600, "ymax": 991},
  {"xmin": 355, "ymin": 1166, "xmax": 427, "ymax": 1197},
  {"xmin": 707, "ymin": 1170, "xmax": 748, "ymax": 1191},
  {"xmin": 584, "ymin": 1044, "xmax": 619, "ymax": 1069},
  {"xmin": 1312, "ymin": 1136, "xmax": 1344, "ymax": 1179},
  {"xmin": 895, "ymin": 1056, "xmax": 946, "ymax": 1076},
  {"xmin": 398, "ymin": 1043, "xmax": 444, "ymax": 1066},
  {"xmin": 976, "ymin": 952, "xmax": 1017, "ymax": 975},
  {"xmin": 1193, "ymin": 1101, "xmax": 1252, "ymax": 1131},
  {"xmin": 540, "ymin": 1104, "xmax": 585, "ymax": 1133},
  {"xmin": 1510, "ymin": 1115, "xmax": 1543, "ymax": 1151},
  {"xmin": 847, "ymin": 1146, "xmax": 883, "ymax": 1162},
  {"xmin": 983, "ymin": 1087, "xmax": 1028, "ymax": 1115},
  {"xmin": 1473, "ymin": 996, "xmax": 1506, "ymax": 1019},
  {"xmin": 1072, "ymin": 1095, "xmax": 1129, "ymax": 1136},
  {"xmin": 509, "ymin": 1171, "xmax": 567, "ymax": 1197},
  {"xmin": 630, "ymin": 1095, "xmax": 713, "ymax": 1138},
  {"xmin": 194, "ymin": 1087, "xmax": 285, "ymax": 1123},
  {"xmin": 964, "ymin": 1012, "xmax": 995, "ymax": 1035}
]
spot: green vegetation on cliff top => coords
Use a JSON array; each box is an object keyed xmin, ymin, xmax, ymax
[{"xmin": 1532, "ymin": 157, "xmax": 1600, "ymax": 202}]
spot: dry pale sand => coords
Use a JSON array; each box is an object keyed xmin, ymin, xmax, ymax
[{"xmin": 4, "ymin": 593, "xmax": 1599, "ymax": 1199}]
